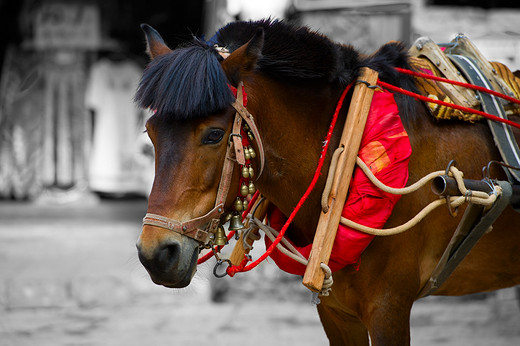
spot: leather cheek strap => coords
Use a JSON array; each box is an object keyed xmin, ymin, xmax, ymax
[{"xmin": 231, "ymin": 83, "xmax": 265, "ymax": 179}]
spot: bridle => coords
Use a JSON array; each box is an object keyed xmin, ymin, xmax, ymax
[{"xmin": 142, "ymin": 82, "xmax": 265, "ymax": 247}]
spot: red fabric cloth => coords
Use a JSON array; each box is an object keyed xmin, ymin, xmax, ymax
[{"xmin": 264, "ymin": 88, "xmax": 412, "ymax": 275}]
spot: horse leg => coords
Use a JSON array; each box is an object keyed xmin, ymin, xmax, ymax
[
  {"xmin": 317, "ymin": 303, "xmax": 369, "ymax": 346},
  {"xmin": 362, "ymin": 297, "xmax": 413, "ymax": 346}
]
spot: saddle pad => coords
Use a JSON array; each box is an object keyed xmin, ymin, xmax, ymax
[
  {"xmin": 410, "ymin": 56, "xmax": 483, "ymax": 122},
  {"xmin": 265, "ymin": 88, "xmax": 412, "ymax": 275}
]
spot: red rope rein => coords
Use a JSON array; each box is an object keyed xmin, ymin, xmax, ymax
[
  {"xmin": 381, "ymin": 68, "xmax": 520, "ymax": 131},
  {"xmin": 395, "ymin": 67, "xmax": 520, "ymax": 106}
]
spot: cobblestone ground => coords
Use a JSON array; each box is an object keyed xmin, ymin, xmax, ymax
[{"xmin": 0, "ymin": 198, "xmax": 519, "ymax": 345}]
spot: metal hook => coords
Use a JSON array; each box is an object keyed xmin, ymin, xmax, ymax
[
  {"xmin": 251, "ymin": 196, "xmax": 267, "ymax": 219},
  {"xmin": 445, "ymin": 160, "xmax": 457, "ymax": 175},
  {"xmin": 356, "ymin": 79, "xmax": 381, "ymax": 90}
]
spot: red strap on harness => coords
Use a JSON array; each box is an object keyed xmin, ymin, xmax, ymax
[
  {"xmin": 391, "ymin": 68, "xmax": 520, "ymax": 130},
  {"xmin": 229, "ymin": 84, "xmax": 247, "ymax": 106}
]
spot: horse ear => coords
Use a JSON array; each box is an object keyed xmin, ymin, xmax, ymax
[
  {"xmin": 221, "ymin": 28, "xmax": 264, "ymax": 85},
  {"xmin": 141, "ymin": 23, "xmax": 172, "ymax": 59}
]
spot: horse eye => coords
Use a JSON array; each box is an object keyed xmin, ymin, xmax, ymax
[{"xmin": 202, "ymin": 129, "xmax": 225, "ymax": 145}]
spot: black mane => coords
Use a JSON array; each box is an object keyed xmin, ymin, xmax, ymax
[
  {"xmin": 211, "ymin": 19, "xmax": 360, "ymax": 86},
  {"xmin": 212, "ymin": 19, "xmax": 416, "ymax": 89},
  {"xmin": 136, "ymin": 19, "xmax": 417, "ymax": 121}
]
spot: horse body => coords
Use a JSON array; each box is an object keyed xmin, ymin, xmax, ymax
[
  {"xmin": 320, "ymin": 115, "xmax": 520, "ymax": 344},
  {"xmin": 135, "ymin": 19, "xmax": 520, "ymax": 345}
]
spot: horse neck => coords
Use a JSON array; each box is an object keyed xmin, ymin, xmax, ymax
[{"xmin": 249, "ymin": 76, "xmax": 346, "ymax": 244}]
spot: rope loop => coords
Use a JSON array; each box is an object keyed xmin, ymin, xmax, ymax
[
  {"xmin": 319, "ymin": 263, "xmax": 333, "ymax": 296},
  {"xmin": 226, "ymin": 255, "xmax": 251, "ymax": 277},
  {"xmin": 340, "ymin": 160, "xmax": 501, "ymax": 236},
  {"xmin": 220, "ymin": 156, "xmax": 500, "ymax": 295}
]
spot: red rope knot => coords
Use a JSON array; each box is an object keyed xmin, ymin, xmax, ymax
[{"xmin": 226, "ymin": 255, "xmax": 251, "ymax": 277}]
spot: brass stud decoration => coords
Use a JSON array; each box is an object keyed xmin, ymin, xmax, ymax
[
  {"xmin": 234, "ymin": 197, "xmax": 244, "ymax": 212},
  {"xmin": 248, "ymin": 181, "xmax": 256, "ymax": 194},
  {"xmin": 241, "ymin": 166, "xmax": 250, "ymax": 179},
  {"xmin": 240, "ymin": 183, "xmax": 249, "ymax": 196}
]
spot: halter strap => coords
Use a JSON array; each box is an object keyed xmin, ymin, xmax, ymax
[{"xmin": 143, "ymin": 205, "xmax": 223, "ymax": 244}]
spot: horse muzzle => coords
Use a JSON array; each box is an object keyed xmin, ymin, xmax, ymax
[{"xmin": 136, "ymin": 225, "xmax": 199, "ymax": 288}]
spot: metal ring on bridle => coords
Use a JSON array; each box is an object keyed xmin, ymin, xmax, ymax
[{"xmin": 213, "ymin": 259, "xmax": 232, "ymax": 278}]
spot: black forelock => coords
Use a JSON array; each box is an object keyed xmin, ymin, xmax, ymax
[{"xmin": 135, "ymin": 39, "xmax": 234, "ymax": 120}]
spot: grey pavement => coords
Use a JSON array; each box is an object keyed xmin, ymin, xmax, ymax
[{"xmin": 0, "ymin": 197, "xmax": 519, "ymax": 345}]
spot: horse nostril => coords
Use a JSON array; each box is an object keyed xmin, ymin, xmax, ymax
[
  {"xmin": 156, "ymin": 242, "xmax": 181, "ymax": 271},
  {"xmin": 137, "ymin": 240, "xmax": 181, "ymax": 273}
]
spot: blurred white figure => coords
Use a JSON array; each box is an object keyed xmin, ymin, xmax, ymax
[
  {"xmin": 227, "ymin": 0, "xmax": 291, "ymax": 20},
  {"xmin": 86, "ymin": 58, "xmax": 153, "ymax": 197}
]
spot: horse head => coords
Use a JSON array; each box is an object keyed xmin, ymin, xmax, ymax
[{"xmin": 135, "ymin": 24, "xmax": 265, "ymax": 288}]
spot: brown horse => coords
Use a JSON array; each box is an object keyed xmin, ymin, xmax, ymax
[{"xmin": 135, "ymin": 19, "xmax": 520, "ymax": 345}]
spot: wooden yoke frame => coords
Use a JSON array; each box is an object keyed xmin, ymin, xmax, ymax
[{"xmin": 303, "ymin": 67, "xmax": 379, "ymax": 292}]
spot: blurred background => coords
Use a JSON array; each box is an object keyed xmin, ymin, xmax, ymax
[{"xmin": 0, "ymin": 0, "xmax": 519, "ymax": 345}]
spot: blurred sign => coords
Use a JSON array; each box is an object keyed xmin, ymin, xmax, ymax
[
  {"xmin": 34, "ymin": 3, "xmax": 101, "ymax": 50},
  {"xmin": 293, "ymin": 0, "xmax": 411, "ymax": 53}
]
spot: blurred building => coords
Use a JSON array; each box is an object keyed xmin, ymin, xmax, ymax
[
  {"xmin": 290, "ymin": 0, "xmax": 412, "ymax": 53},
  {"xmin": 0, "ymin": 0, "xmax": 519, "ymax": 202},
  {"xmin": 289, "ymin": 0, "xmax": 520, "ymax": 68},
  {"xmin": 412, "ymin": 0, "xmax": 520, "ymax": 71},
  {"xmin": 0, "ymin": 0, "xmax": 205, "ymax": 201}
]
